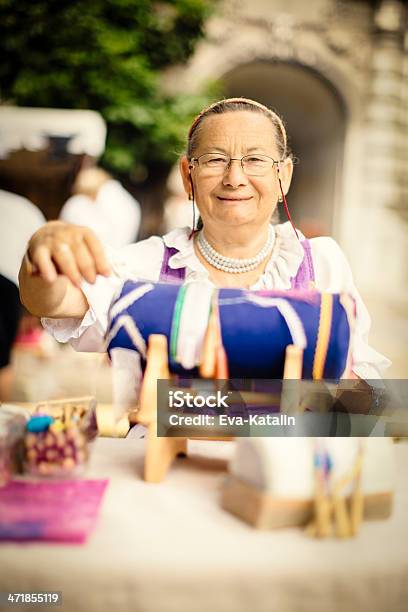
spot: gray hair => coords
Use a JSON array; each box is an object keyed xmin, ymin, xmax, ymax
[{"xmin": 187, "ymin": 97, "xmax": 289, "ymax": 159}]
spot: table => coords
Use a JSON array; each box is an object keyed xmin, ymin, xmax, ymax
[{"xmin": 1, "ymin": 437, "xmax": 407, "ymax": 612}]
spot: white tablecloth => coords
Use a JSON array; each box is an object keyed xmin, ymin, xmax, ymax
[{"xmin": 0, "ymin": 438, "xmax": 407, "ymax": 612}]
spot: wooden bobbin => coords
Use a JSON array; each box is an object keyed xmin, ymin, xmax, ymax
[{"xmin": 281, "ymin": 345, "xmax": 303, "ymax": 415}]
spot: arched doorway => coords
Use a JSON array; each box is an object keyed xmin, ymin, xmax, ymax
[{"xmin": 222, "ymin": 60, "xmax": 347, "ymax": 237}]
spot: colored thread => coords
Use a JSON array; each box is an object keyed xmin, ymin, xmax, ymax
[
  {"xmin": 170, "ymin": 285, "xmax": 187, "ymax": 362},
  {"xmin": 311, "ymin": 442, "xmax": 333, "ymax": 537},
  {"xmin": 313, "ymin": 293, "xmax": 333, "ymax": 380},
  {"xmin": 213, "ymin": 296, "xmax": 229, "ymax": 379},
  {"xmin": 308, "ymin": 440, "xmax": 366, "ymax": 539}
]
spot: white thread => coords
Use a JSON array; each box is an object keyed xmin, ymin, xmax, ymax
[
  {"xmin": 109, "ymin": 283, "xmax": 154, "ymax": 320},
  {"xmin": 176, "ymin": 282, "xmax": 214, "ymax": 369},
  {"xmin": 106, "ymin": 315, "xmax": 147, "ymax": 358},
  {"xmin": 219, "ymin": 294, "xmax": 307, "ymax": 349}
]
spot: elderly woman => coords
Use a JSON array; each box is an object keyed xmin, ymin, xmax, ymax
[{"xmin": 19, "ymin": 98, "xmax": 389, "ymax": 379}]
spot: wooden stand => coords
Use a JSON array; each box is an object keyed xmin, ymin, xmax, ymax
[
  {"xmin": 221, "ymin": 476, "xmax": 392, "ymax": 531},
  {"xmin": 135, "ymin": 306, "xmax": 305, "ymax": 482}
]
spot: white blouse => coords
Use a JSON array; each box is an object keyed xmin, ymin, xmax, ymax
[{"xmin": 42, "ymin": 222, "xmax": 391, "ymax": 379}]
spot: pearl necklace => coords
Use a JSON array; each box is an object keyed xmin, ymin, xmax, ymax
[{"xmin": 197, "ymin": 227, "xmax": 274, "ymax": 274}]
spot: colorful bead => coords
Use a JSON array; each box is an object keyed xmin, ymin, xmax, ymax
[{"xmin": 26, "ymin": 415, "xmax": 54, "ymax": 432}]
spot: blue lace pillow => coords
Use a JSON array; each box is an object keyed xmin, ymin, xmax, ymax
[{"xmin": 106, "ymin": 280, "xmax": 352, "ymax": 380}]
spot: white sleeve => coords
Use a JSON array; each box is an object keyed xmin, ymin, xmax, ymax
[
  {"xmin": 41, "ymin": 237, "xmax": 165, "ymax": 352},
  {"xmin": 310, "ymin": 237, "xmax": 391, "ymax": 379},
  {"xmin": 41, "ymin": 273, "xmax": 124, "ymax": 352}
]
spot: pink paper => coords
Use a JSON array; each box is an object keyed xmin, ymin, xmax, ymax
[{"xmin": 0, "ymin": 479, "xmax": 108, "ymax": 544}]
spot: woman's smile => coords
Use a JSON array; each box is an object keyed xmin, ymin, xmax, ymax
[{"xmin": 216, "ymin": 195, "xmax": 253, "ymax": 202}]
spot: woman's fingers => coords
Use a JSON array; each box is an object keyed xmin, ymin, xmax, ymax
[
  {"xmin": 52, "ymin": 242, "xmax": 83, "ymax": 288},
  {"xmin": 27, "ymin": 223, "xmax": 112, "ymax": 285},
  {"xmin": 83, "ymin": 230, "xmax": 112, "ymax": 276},
  {"xmin": 32, "ymin": 244, "xmax": 58, "ymax": 283},
  {"xmin": 74, "ymin": 241, "xmax": 98, "ymax": 284}
]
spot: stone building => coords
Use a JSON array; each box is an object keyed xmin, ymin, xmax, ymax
[{"xmin": 163, "ymin": 0, "xmax": 408, "ymax": 375}]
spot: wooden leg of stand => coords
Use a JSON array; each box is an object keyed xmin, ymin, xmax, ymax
[
  {"xmin": 144, "ymin": 424, "xmax": 187, "ymax": 483},
  {"xmin": 138, "ymin": 334, "xmax": 170, "ymax": 426},
  {"xmin": 283, "ymin": 345, "xmax": 303, "ymax": 379},
  {"xmin": 281, "ymin": 345, "xmax": 303, "ymax": 414},
  {"xmin": 137, "ymin": 334, "xmax": 181, "ymax": 482},
  {"xmin": 200, "ymin": 308, "xmax": 218, "ymax": 379}
]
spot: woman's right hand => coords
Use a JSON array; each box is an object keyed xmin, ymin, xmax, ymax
[{"xmin": 27, "ymin": 221, "xmax": 112, "ymax": 287}]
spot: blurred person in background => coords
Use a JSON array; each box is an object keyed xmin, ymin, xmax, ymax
[
  {"xmin": 0, "ymin": 189, "xmax": 46, "ymax": 400},
  {"xmin": 59, "ymin": 167, "xmax": 141, "ymax": 248},
  {"xmin": 19, "ymin": 98, "xmax": 390, "ymax": 380},
  {"xmin": 163, "ymin": 163, "xmax": 199, "ymax": 232}
]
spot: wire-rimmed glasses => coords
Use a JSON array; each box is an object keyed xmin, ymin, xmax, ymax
[{"xmin": 190, "ymin": 153, "xmax": 283, "ymax": 176}]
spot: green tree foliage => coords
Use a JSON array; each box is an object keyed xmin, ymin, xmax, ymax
[{"xmin": 0, "ymin": 0, "xmax": 217, "ymax": 178}]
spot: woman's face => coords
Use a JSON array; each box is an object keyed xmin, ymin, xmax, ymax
[{"xmin": 180, "ymin": 111, "xmax": 293, "ymax": 231}]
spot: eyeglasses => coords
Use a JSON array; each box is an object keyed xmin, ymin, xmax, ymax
[{"xmin": 190, "ymin": 153, "xmax": 283, "ymax": 176}]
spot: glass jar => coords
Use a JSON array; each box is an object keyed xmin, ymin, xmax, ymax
[{"xmin": 23, "ymin": 397, "xmax": 98, "ymax": 478}]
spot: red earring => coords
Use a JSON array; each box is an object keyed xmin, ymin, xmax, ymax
[{"xmin": 277, "ymin": 167, "xmax": 300, "ymax": 241}]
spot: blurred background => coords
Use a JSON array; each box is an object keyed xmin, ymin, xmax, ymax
[{"xmin": 0, "ymin": 0, "xmax": 407, "ymax": 402}]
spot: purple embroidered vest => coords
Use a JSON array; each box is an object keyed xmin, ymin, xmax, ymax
[{"xmin": 159, "ymin": 240, "xmax": 315, "ymax": 289}]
